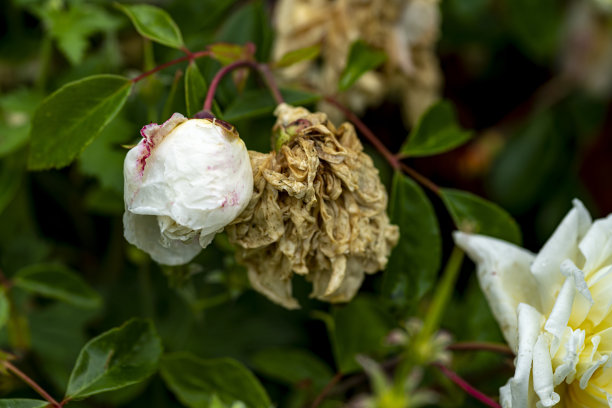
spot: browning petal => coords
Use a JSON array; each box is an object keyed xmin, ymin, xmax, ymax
[
  {"xmin": 272, "ymin": 0, "xmax": 442, "ymax": 126},
  {"xmin": 227, "ymin": 104, "xmax": 399, "ymax": 308}
]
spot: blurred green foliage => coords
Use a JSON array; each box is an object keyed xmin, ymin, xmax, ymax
[{"xmin": 0, "ymin": 0, "xmax": 610, "ymax": 407}]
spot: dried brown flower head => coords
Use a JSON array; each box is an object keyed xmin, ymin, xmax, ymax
[
  {"xmin": 273, "ymin": 0, "xmax": 442, "ymax": 125},
  {"xmin": 226, "ymin": 104, "xmax": 399, "ymax": 309}
]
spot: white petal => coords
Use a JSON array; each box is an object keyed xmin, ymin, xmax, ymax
[
  {"xmin": 454, "ymin": 231, "xmax": 538, "ymax": 350},
  {"xmin": 510, "ymin": 303, "xmax": 545, "ymax": 408},
  {"xmin": 130, "ymin": 120, "xmax": 253, "ymax": 234},
  {"xmin": 544, "ymin": 277, "xmax": 576, "ymax": 352},
  {"xmin": 552, "ymin": 328, "xmax": 584, "ymax": 385},
  {"xmin": 123, "ymin": 211, "xmax": 201, "ymax": 265},
  {"xmin": 533, "ymin": 333, "xmax": 561, "ymax": 407},
  {"xmin": 579, "ymin": 215, "xmax": 612, "ymax": 274},
  {"xmin": 531, "ymin": 199, "xmax": 591, "ymax": 314},
  {"xmin": 500, "ymin": 380, "xmax": 513, "ymax": 408}
]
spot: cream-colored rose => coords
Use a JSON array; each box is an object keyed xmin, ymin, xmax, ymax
[
  {"xmin": 123, "ymin": 113, "xmax": 253, "ymax": 265},
  {"xmin": 455, "ymin": 200, "xmax": 612, "ymax": 407}
]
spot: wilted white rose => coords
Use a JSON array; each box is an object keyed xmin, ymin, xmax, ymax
[
  {"xmin": 123, "ymin": 113, "xmax": 253, "ymax": 265},
  {"xmin": 455, "ymin": 199, "xmax": 612, "ymax": 407}
]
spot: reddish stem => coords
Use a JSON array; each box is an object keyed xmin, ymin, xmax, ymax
[
  {"xmin": 324, "ymin": 96, "xmax": 400, "ymax": 170},
  {"xmin": 324, "ymin": 96, "xmax": 442, "ymax": 196},
  {"xmin": 131, "ymin": 50, "xmax": 211, "ymax": 83},
  {"xmin": 399, "ymin": 162, "xmax": 440, "ymax": 196},
  {"xmin": 448, "ymin": 342, "xmax": 514, "ymax": 356},
  {"xmin": 311, "ymin": 372, "xmax": 343, "ymax": 408},
  {"xmin": 434, "ymin": 363, "xmax": 501, "ymax": 408},
  {"xmin": 3, "ymin": 361, "xmax": 62, "ymax": 408},
  {"xmin": 202, "ymin": 60, "xmax": 284, "ymax": 112},
  {"xmin": 0, "ymin": 268, "xmax": 11, "ymax": 289}
]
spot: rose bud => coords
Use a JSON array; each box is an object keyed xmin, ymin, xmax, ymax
[{"xmin": 123, "ymin": 113, "xmax": 253, "ymax": 265}]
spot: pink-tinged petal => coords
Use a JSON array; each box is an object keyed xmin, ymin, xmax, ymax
[
  {"xmin": 531, "ymin": 200, "xmax": 592, "ymax": 315},
  {"xmin": 123, "ymin": 115, "xmax": 253, "ymax": 266},
  {"xmin": 454, "ymin": 231, "xmax": 538, "ymax": 350}
]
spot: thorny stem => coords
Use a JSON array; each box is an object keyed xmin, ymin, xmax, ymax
[
  {"xmin": 434, "ymin": 363, "xmax": 501, "ymax": 408},
  {"xmin": 202, "ymin": 60, "xmax": 284, "ymax": 112},
  {"xmin": 448, "ymin": 342, "xmax": 514, "ymax": 356},
  {"xmin": 310, "ymin": 372, "xmax": 343, "ymax": 408},
  {"xmin": 130, "ymin": 50, "xmax": 211, "ymax": 83},
  {"xmin": 2, "ymin": 361, "xmax": 62, "ymax": 408}
]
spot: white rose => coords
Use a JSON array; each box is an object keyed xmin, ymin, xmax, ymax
[
  {"xmin": 454, "ymin": 199, "xmax": 612, "ymax": 407},
  {"xmin": 123, "ymin": 113, "xmax": 253, "ymax": 265}
]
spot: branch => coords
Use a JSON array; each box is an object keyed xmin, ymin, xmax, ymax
[
  {"xmin": 131, "ymin": 50, "xmax": 211, "ymax": 83},
  {"xmin": 324, "ymin": 96, "xmax": 400, "ymax": 170},
  {"xmin": 202, "ymin": 60, "xmax": 284, "ymax": 113},
  {"xmin": 3, "ymin": 361, "xmax": 62, "ymax": 408},
  {"xmin": 310, "ymin": 372, "xmax": 343, "ymax": 408},
  {"xmin": 433, "ymin": 363, "xmax": 501, "ymax": 408}
]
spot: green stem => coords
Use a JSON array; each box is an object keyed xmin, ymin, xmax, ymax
[
  {"xmin": 35, "ymin": 35, "xmax": 53, "ymax": 92},
  {"xmin": 421, "ymin": 246, "xmax": 464, "ymax": 340}
]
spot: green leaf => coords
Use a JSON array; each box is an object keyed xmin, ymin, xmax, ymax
[
  {"xmin": 209, "ymin": 43, "xmax": 251, "ymax": 66},
  {"xmin": 160, "ymin": 352, "xmax": 271, "ymax": 408},
  {"xmin": 162, "ymin": 70, "xmax": 186, "ymax": 120},
  {"xmin": 251, "ymin": 347, "xmax": 333, "ymax": 390},
  {"xmin": 330, "ymin": 296, "xmax": 393, "ymax": 374},
  {"xmin": 65, "ymin": 318, "xmax": 162, "ymax": 399},
  {"xmin": 400, "ymin": 101, "xmax": 473, "ymax": 157},
  {"xmin": 0, "ymin": 159, "xmax": 23, "ymax": 216},
  {"xmin": 440, "ymin": 188, "xmax": 522, "ymax": 245},
  {"xmin": 28, "ymin": 75, "xmax": 132, "ymax": 170},
  {"xmin": 382, "ymin": 172, "xmax": 441, "ymax": 310},
  {"xmin": 29, "ymin": 303, "xmax": 100, "ymax": 391},
  {"xmin": 14, "ymin": 264, "xmax": 102, "ymax": 309},
  {"xmin": 115, "ymin": 3, "xmax": 184, "ymax": 49},
  {"xmin": 0, "ymin": 89, "xmax": 44, "ymax": 158},
  {"xmin": 222, "ymin": 88, "xmax": 320, "ymax": 122},
  {"xmin": 214, "ymin": 1, "xmax": 274, "ymax": 61},
  {"xmin": 274, "ymin": 45, "xmax": 321, "ymax": 68},
  {"xmin": 487, "ymin": 111, "xmax": 569, "ymax": 214},
  {"xmin": 505, "ymin": 0, "xmax": 561, "ymax": 60},
  {"xmin": 184, "ymin": 62, "xmax": 208, "ymax": 117},
  {"xmin": 0, "ymin": 289, "xmax": 9, "ymax": 331},
  {"xmin": 79, "ymin": 113, "xmax": 133, "ymax": 195},
  {"xmin": 37, "ymin": 4, "xmax": 121, "ymax": 65},
  {"xmin": 338, "ymin": 41, "xmax": 387, "ymax": 91},
  {"xmin": 0, "ymin": 399, "xmax": 49, "ymax": 408}
]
